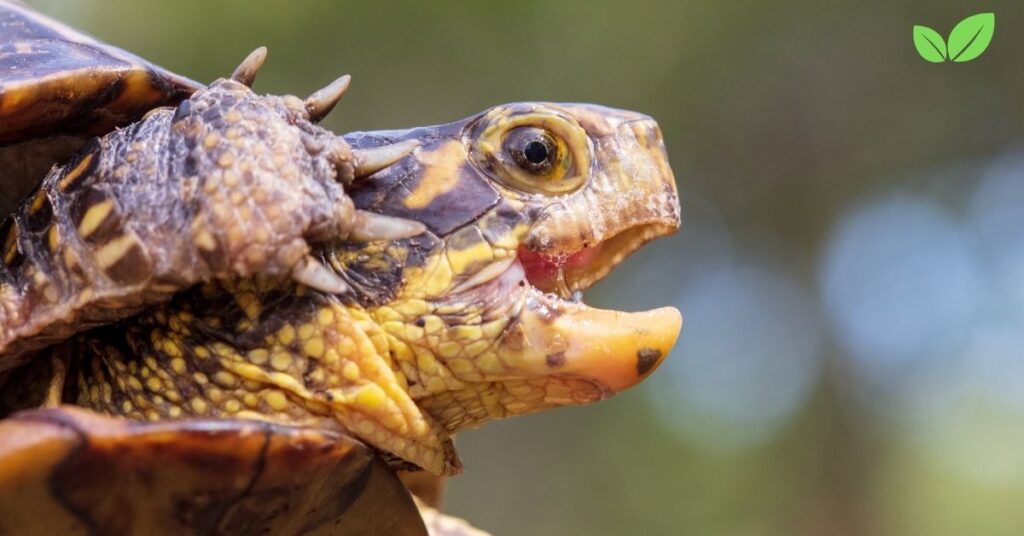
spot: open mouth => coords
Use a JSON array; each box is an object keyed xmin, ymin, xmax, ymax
[
  {"xmin": 449, "ymin": 220, "xmax": 682, "ymax": 395},
  {"xmin": 516, "ymin": 222, "xmax": 678, "ymax": 298}
]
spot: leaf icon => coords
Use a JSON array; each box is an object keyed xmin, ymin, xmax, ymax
[
  {"xmin": 947, "ymin": 12, "xmax": 995, "ymax": 62},
  {"xmin": 913, "ymin": 25, "xmax": 947, "ymax": 62}
]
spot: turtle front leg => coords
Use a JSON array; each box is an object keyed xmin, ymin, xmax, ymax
[{"xmin": 0, "ymin": 51, "xmax": 422, "ymax": 366}]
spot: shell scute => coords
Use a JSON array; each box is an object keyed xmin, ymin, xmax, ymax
[{"xmin": 0, "ymin": 407, "xmax": 429, "ymax": 535}]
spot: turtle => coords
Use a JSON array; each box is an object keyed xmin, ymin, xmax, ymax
[{"xmin": 0, "ymin": 1, "xmax": 682, "ymax": 534}]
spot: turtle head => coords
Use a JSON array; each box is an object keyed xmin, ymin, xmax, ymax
[{"xmin": 338, "ymin": 102, "xmax": 681, "ymax": 434}]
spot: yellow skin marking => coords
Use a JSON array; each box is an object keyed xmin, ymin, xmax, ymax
[
  {"xmin": 404, "ymin": 140, "xmax": 467, "ymax": 209},
  {"xmin": 74, "ymin": 102, "xmax": 682, "ymax": 476},
  {"xmin": 58, "ymin": 153, "xmax": 94, "ymax": 191},
  {"xmin": 76, "ymin": 198, "xmax": 115, "ymax": 239},
  {"xmin": 444, "ymin": 226, "xmax": 495, "ymax": 275},
  {"xmin": 2, "ymin": 226, "xmax": 17, "ymax": 266},
  {"xmin": 46, "ymin": 225, "xmax": 59, "ymax": 253},
  {"xmin": 28, "ymin": 190, "xmax": 47, "ymax": 214},
  {"xmin": 92, "ymin": 233, "xmax": 140, "ymax": 270}
]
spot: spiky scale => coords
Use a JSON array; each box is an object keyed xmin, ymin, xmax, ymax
[
  {"xmin": 305, "ymin": 75, "xmax": 352, "ymax": 123},
  {"xmin": 229, "ymin": 47, "xmax": 267, "ymax": 87}
]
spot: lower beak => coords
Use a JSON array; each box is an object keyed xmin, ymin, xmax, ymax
[{"xmin": 501, "ymin": 295, "xmax": 682, "ymax": 393}]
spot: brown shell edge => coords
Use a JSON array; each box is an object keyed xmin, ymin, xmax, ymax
[
  {"xmin": 0, "ymin": 0, "xmax": 202, "ymax": 145},
  {"xmin": 0, "ymin": 407, "xmax": 429, "ymax": 535}
]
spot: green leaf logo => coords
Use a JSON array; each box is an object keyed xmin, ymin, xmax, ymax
[
  {"xmin": 913, "ymin": 25, "xmax": 947, "ymax": 62},
  {"xmin": 948, "ymin": 13, "xmax": 995, "ymax": 62},
  {"xmin": 912, "ymin": 12, "xmax": 995, "ymax": 63}
]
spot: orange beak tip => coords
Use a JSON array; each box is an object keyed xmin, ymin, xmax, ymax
[{"xmin": 561, "ymin": 305, "xmax": 682, "ymax": 393}]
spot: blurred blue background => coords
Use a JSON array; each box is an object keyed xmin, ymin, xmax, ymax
[{"xmin": 28, "ymin": 0, "xmax": 1024, "ymax": 533}]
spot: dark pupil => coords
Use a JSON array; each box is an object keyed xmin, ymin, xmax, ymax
[
  {"xmin": 506, "ymin": 129, "xmax": 557, "ymax": 175},
  {"xmin": 524, "ymin": 140, "xmax": 549, "ymax": 164}
]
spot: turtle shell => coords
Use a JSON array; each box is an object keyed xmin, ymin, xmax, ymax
[
  {"xmin": 0, "ymin": 0, "xmax": 201, "ymax": 217},
  {"xmin": 0, "ymin": 407, "xmax": 429, "ymax": 535}
]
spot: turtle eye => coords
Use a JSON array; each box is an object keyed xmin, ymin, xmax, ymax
[
  {"xmin": 470, "ymin": 109, "xmax": 590, "ymax": 196},
  {"xmin": 505, "ymin": 128, "xmax": 558, "ymax": 175},
  {"xmin": 497, "ymin": 126, "xmax": 575, "ymax": 193}
]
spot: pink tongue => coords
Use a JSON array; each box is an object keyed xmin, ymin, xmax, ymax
[{"xmin": 517, "ymin": 244, "xmax": 603, "ymax": 292}]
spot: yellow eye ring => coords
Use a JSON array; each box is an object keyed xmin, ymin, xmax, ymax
[{"xmin": 469, "ymin": 106, "xmax": 591, "ymax": 195}]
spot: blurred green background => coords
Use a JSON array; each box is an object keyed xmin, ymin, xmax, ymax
[{"xmin": 28, "ymin": 0, "xmax": 1024, "ymax": 534}]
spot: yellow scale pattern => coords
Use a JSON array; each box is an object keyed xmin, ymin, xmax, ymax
[
  {"xmin": 75, "ymin": 225, "xmax": 578, "ymax": 474},
  {"xmin": 79, "ymin": 279, "xmax": 457, "ymax": 473}
]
